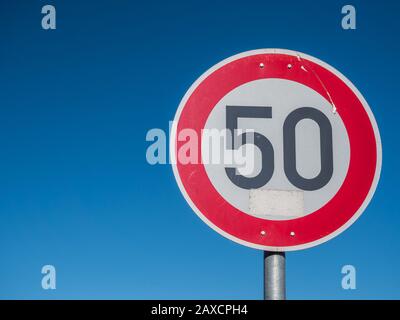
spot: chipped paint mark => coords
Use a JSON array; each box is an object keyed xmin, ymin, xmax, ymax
[
  {"xmin": 300, "ymin": 65, "xmax": 308, "ymax": 72},
  {"xmin": 296, "ymin": 52, "xmax": 337, "ymax": 114}
]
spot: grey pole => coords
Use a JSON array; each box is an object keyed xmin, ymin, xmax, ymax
[{"xmin": 264, "ymin": 251, "xmax": 286, "ymax": 300}]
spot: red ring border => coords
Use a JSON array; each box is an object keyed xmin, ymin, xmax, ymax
[{"xmin": 175, "ymin": 52, "xmax": 378, "ymax": 249}]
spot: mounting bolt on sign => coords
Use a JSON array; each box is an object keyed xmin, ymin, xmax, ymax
[{"xmin": 170, "ymin": 49, "xmax": 382, "ymax": 299}]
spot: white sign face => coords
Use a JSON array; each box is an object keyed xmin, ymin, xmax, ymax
[
  {"xmin": 203, "ymin": 78, "xmax": 350, "ymax": 220},
  {"xmin": 172, "ymin": 49, "xmax": 382, "ymax": 251}
]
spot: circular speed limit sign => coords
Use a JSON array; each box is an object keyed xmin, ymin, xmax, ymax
[{"xmin": 171, "ymin": 49, "xmax": 381, "ymax": 251}]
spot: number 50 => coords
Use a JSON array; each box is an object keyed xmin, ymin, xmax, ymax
[{"xmin": 225, "ymin": 105, "xmax": 333, "ymax": 191}]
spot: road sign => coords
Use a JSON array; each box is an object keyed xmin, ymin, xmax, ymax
[{"xmin": 171, "ymin": 49, "xmax": 381, "ymax": 251}]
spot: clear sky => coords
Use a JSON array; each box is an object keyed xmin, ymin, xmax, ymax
[{"xmin": 0, "ymin": 0, "xmax": 399, "ymax": 299}]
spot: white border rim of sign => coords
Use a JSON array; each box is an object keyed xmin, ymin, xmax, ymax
[{"xmin": 170, "ymin": 48, "xmax": 382, "ymax": 252}]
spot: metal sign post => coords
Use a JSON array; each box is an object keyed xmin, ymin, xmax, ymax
[{"xmin": 264, "ymin": 251, "xmax": 286, "ymax": 300}]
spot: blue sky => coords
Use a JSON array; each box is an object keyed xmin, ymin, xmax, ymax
[{"xmin": 0, "ymin": 0, "xmax": 399, "ymax": 299}]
